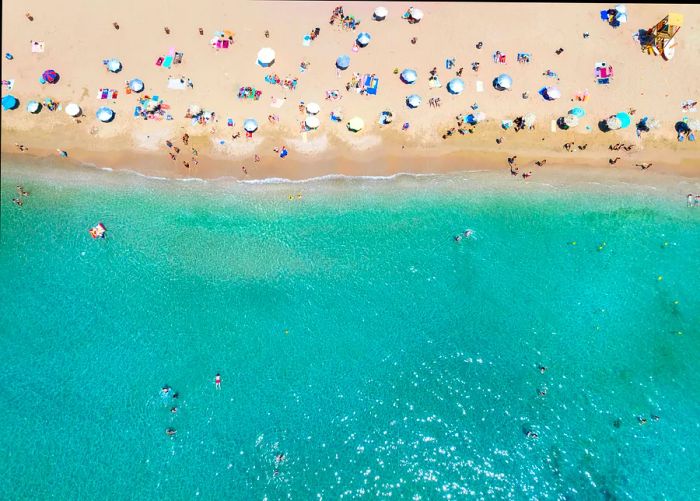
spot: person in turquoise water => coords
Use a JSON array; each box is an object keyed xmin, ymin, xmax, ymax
[{"xmin": 215, "ymin": 373, "xmax": 221, "ymax": 389}]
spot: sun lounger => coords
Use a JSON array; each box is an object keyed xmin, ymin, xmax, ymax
[
  {"xmin": 476, "ymin": 81, "xmax": 484, "ymax": 92},
  {"xmin": 31, "ymin": 41, "xmax": 45, "ymax": 53}
]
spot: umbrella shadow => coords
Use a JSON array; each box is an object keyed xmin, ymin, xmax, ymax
[
  {"xmin": 674, "ymin": 121, "xmax": 689, "ymax": 134},
  {"xmin": 598, "ymin": 120, "xmax": 610, "ymax": 132}
]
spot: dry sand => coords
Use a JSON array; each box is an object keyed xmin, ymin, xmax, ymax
[{"xmin": 1, "ymin": 1, "xmax": 699, "ymax": 182}]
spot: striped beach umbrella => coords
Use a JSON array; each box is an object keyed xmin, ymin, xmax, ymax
[
  {"xmin": 65, "ymin": 103, "xmax": 81, "ymax": 117},
  {"xmin": 27, "ymin": 100, "xmax": 42, "ymax": 113},
  {"xmin": 494, "ymin": 74, "xmax": 512, "ymax": 91},
  {"xmin": 257, "ymin": 48, "xmax": 275, "ymax": 67},
  {"xmin": 373, "ymin": 7, "xmax": 388, "ymax": 21},
  {"xmin": 356, "ymin": 32, "xmax": 372, "ymax": 47},
  {"xmin": 406, "ymin": 94, "xmax": 422, "ymax": 108},
  {"xmin": 447, "ymin": 78, "xmax": 465, "ymax": 95},
  {"xmin": 96, "ymin": 106, "xmax": 115, "ymax": 122},
  {"xmin": 2, "ymin": 95, "xmax": 19, "ymax": 110},
  {"xmin": 400, "ymin": 69, "xmax": 418, "ymax": 84},
  {"xmin": 347, "ymin": 116, "xmax": 364, "ymax": 132},
  {"xmin": 129, "ymin": 79, "xmax": 144, "ymax": 92},
  {"xmin": 336, "ymin": 55, "xmax": 350, "ymax": 70},
  {"xmin": 305, "ymin": 116, "xmax": 320, "ymax": 129},
  {"xmin": 243, "ymin": 118, "xmax": 258, "ymax": 132},
  {"xmin": 106, "ymin": 59, "xmax": 122, "ymax": 73},
  {"xmin": 42, "ymin": 69, "xmax": 59, "ymax": 83}
]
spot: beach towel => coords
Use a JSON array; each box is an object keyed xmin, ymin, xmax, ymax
[
  {"xmin": 156, "ymin": 57, "xmax": 164, "ymax": 66},
  {"xmin": 98, "ymin": 88, "xmax": 118, "ymax": 99},
  {"xmin": 2, "ymin": 79, "xmax": 14, "ymax": 91},
  {"xmin": 163, "ymin": 56, "xmax": 173, "ymax": 69},
  {"xmin": 227, "ymin": 118, "xmax": 234, "ymax": 126},
  {"xmin": 174, "ymin": 52, "xmax": 183, "ymax": 64},
  {"xmin": 681, "ymin": 100, "xmax": 697, "ymax": 112},
  {"xmin": 517, "ymin": 53, "xmax": 531, "ymax": 63},
  {"xmin": 302, "ymin": 35, "xmax": 311, "ymax": 47},
  {"xmin": 271, "ymin": 97, "xmax": 286, "ymax": 108},
  {"xmin": 551, "ymin": 120, "xmax": 557, "ymax": 133},
  {"xmin": 476, "ymin": 81, "xmax": 484, "ymax": 92},
  {"xmin": 31, "ymin": 41, "xmax": 45, "ymax": 53},
  {"xmin": 168, "ymin": 47, "xmax": 176, "ymax": 56},
  {"xmin": 167, "ymin": 78, "xmax": 187, "ymax": 90}
]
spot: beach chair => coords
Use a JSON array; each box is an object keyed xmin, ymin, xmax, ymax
[{"xmin": 156, "ymin": 57, "xmax": 164, "ymax": 66}]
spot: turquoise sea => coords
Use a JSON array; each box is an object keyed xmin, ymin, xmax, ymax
[{"xmin": 1, "ymin": 160, "xmax": 699, "ymax": 500}]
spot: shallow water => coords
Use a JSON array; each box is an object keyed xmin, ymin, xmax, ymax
[{"xmin": 1, "ymin": 161, "xmax": 699, "ymax": 499}]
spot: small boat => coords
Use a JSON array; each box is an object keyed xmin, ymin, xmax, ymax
[{"xmin": 89, "ymin": 222, "xmax": 107, "ymax": 239}]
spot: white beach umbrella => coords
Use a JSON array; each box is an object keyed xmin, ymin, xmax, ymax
[
  {"xmin": 606, "ymin": 116, "xmax": 622, "ymax": 130},
  {"xmin": 406, "ymin": 94, "xmax": 422, "ymax": 108},
  {"xmin": 473, "ymin": 111, "xmax": 486, "ymax": 123},
  {"xmin": 129, "ymin": 79, "xmax": 144, "ymax": 92},
  {"xmin": 410, "ymin": 8, "xmax": 424, "ymax": 21},
  {"xmin": 96, "ymin": 106, "xmax": 114, "ymax": 122},
  {"xmin": 373, "ymin": 7, "xmax": 388, "ymax": 21},
  {"xmin": 243, "ymin": 118, "xmax": 258, "ymax": 132},
  {"xmin": 544, "ymin": 86, "xmax": 561, "ymax": 100},
  {"xmin": 563, "ymin": 114, "xmax": 579, "ymax": 128},
  {"xmin": 257, "ymin": 48, "xmax": 276, "ymax": 67},
  {"xmin": 27, "ymin": 100, "xmax": 41, "ymax": 113},
  {"xmin": 65, "ymin": 103, "xmax": 81, "ymax": 117},
  {"xmin": 306, "ymin": 102, "xmax": 320, "ymax": 115},
  {"xmin": 347, "ymin": 116, "xmax": 364, "ymax": 132},
  {"xmin": 305, "ymin": 116, "xmax": 320, "ymax": 129},
  {"xmin": 189, "ymin": 104, "xmax": 202, "ymax": 116},
  {"xmin": 400, "ymin": 69, "xmax": 418, "ymax": 84},
  {"xmin": 523, "ymin": 113, "xmax": 536, "ymax": 127},
  {"xmin": 687, "ymin": 119, "xmax": 700, "ymax": 131},
  {"xmin": 447, "ymin": 78, "xmax": 465, "ymax": 95},
  {"xmin": 494, "ymin": 74, "xmax": 513, "ymax": 91},
  {"xmin": 106, "ymin": 59, "xmax": 122, "ymax": 73},
  {"xmin": 615, "ymin": 4, "xmax": 627, "ymax": 14}
]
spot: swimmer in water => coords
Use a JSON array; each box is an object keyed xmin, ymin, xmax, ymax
[
  {"xmin": 454, "ymin": 235, "xmax": 462, "ymax": 242},
  {"xmin": 538, "ymin": 366, "xmax": 547, "ymax": 374},
  {"xmin": 537, "ymin": 388, "xmax": 548, "ymax": 397},
  {"xmin": 161, "ymin": 386, "xmax": 171, "ymax": 396},
  {"xmin": 688, "ymin": 194, "xmax": 694, "ymax": 207},
  {"xmin": 171, "ymin": 407, "xmax": 177, "ymax": 414},
  {"xmin": 166, "ymin": 428, "xmax": 177, "ymax": 436},
  {"xmin": 275, "ymin": 453, "xmax": 285, "ymax": 463},
  {"xmin": 637, "ymin": 416, "xmax": 648, "ymax": 425},
  {"xmin": 215, "ymin": 373, "xmax": 221, "ymax": 389},
  {"xmin": 464, "ymin": 229, "xmax": 474, "ymax": 238}
]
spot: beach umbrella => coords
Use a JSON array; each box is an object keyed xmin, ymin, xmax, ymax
[
  {"xmin": 406, "ymin": 94, "xmax": 422, "ymax": 108},
  {"xmin": 336, "ymin": 55, "xmax": 350, "ymax": 70},
  {"xmin": 42, "ymin": 69, "xmax": 59, "ymax": 84},
  {"xmin": 146, "ymin": 100, "xmax": 160, "ymax": 112},
  {"xmin": 447, "ymin": 78, "xmax": 465, "ymax": 95},
  {"xmin": 569, "ymin": 107, "xmax": 586, "ymax": 118},
  {"xmin": 564, "ymin": 114, "xmax": 579, "ymax": 128},
  {"xmin": 544, "ymin": 86, "xmax": 561, "ymax": 100},
  {"xmin": 306, "ymin": 102, "xmax": 320, "ymax": 115},
  {"xmin": 687, "ymin": 119, "xmax": 700, "ymax": 131},
  {"xmin": 410, "ymin": 8, "xmax": 424, "ymax": 21},
  {"xmin": 373, "ymin": 7, "xmax": 388, "ymax": 21},
  {"xmin": 2, "ymin": 95, "xmax": 19, "ymax": 110},
  {"xmin": 347, "ymin": 116, "xmax": 364, "ymax": 132},
  {"xmin": 494, "ymin": 74, "xmax": 512, "ymax": 91},
  {"xmin": 65, "ymin": 103, "xmax": 81, "ymax": 117},
  {"xmin": 106, "ymin": 59, "xmax": 122, "ymax": 73},
  {"xmin": 379, "ymin": 111, "xmax": 393, "ymax": 124},
  {"xmin": 243, "ymin": 118, "xmax": 258, "ymax": 133},
  {"xmin": 606, "ymin": 116, "xmax": 622, "ymax": 130},
  {"xmin": 129, "ymin": 79, "xmax": 144, "ymax": 92},
  {"xmin": 523, "ymin": 113, "xmax": 536, "ymax": 127},
  {"xmin": 356, "ymin": 32, "xmax": 372, "ymax": 47},
  {"xmin": 257, "ymin": 48, "xmax": 275, "ymax": 67},
  {"xmin": 189, "ymin": 104, "xmax": 202, "ymax": 116},
  {"xmin": 96, "ymin": 106, "xmax": 115, "ymax": 122},
  {"xmin": 305, "ymin": 116, "xmax": 320, "ymax": 129},
  {"xmin": 615, "ymin": 112, "xmax": 631, "ymax": 129},
  {"xmin": 400, "ymin": 69, "xmax": 418, "ymax": 84},
  {"xmin": 27, "ymin": 100, "xmax": 41, "ymax": 113},
  {"xmin": 474, "ymin": 111, "xmax": 486, "ymax": 123}
]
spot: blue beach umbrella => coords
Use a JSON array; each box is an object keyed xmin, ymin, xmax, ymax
[
  {"xmin": 406, "ymin": 94, "xmax": 421, "ymax": 109},
  {"xmin": 447, "ymin": 78, "xmax": 465, "ymax": 95},
  {"xmin": 615, "ymin": 112, "xmax": 631, "ymax": 129},
  {"xmin": 129, "ymin": 79, "xmax": 144, "ymax": 92},
  {"xmin": 96, "ymin": 106, "xmax": 115, "ymax": 122},
  {"xmin": 569, "ymin": 107, "xmax": 586, "ymax": 118},
  {"xmin": 27, "ymin": 100, "xmax": 41, "ymax": 113},
  {"xmin": 356, "ymin": 32, "xmax": 372, "ymax": 47},
  {"xmin": 336, "ymin": 55, "xmax": 350, "ymax": 70},
  {"xmin": 243, "ymin": 118, "xmax": 258, "ymax": 133},
  {"xmin": 2, "ymin": 95, "xmax": 19, "ymax": 110},
  {"xmin": 107, "ymin": 59, "xmax": 122, "ymax": 73},
  {"xmin": 494, "ymin": 74, "xmax": 512, "ymax": 91},
  {"xmin": 400, "ymin": 69, "xmax": 417, "ymax": 84}
]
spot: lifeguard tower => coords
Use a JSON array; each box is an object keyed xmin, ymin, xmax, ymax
[{"xmin": 642, "ymin": 13, "xmax": 683, "ymax": 60}]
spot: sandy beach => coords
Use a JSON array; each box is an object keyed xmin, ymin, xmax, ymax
[{"xmin": 1, "ymin": 1, "xmax": 699, "ymax": 181}]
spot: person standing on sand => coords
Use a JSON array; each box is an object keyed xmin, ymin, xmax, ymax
[
  {"xmin": 636, "ymin": 163, "xmax": 652, "ymax": 170},
  {"xmin": 25, "ymin": 13, "xmax": 34, "ymax": 21},
  {"xmin": 535, "ymin": 159, "xmax": 547, "ymax": 167},
  {"xmin": 609, "ymin": 157, "xmax": 621, "ymax": 165},
  {"xmin": 164, "ymin": 27, "xmax": 171, "ymax": 34},
  {"xmin": 508, "ymin": 156, "xmax": 517, "ymax": 166}
]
